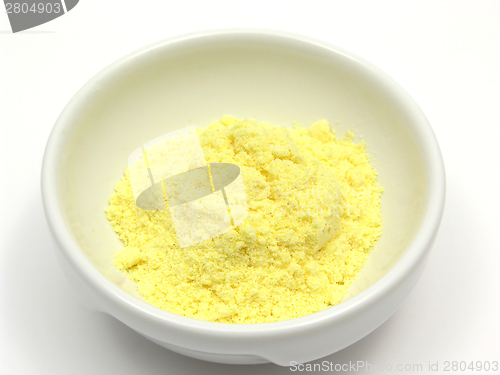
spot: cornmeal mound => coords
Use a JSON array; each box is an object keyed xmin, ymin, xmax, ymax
[{"xmin": 105, "ymin": 116, "xmax": 383, "ymax": 323}]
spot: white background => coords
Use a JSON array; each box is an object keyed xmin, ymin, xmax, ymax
[{"xmin": 1, "ymin": 1, "xmax": 499, "ymax": 374}]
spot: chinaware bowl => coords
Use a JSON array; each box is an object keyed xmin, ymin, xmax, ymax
[{"xmin": 41, "ymin": 29, "xmax": 445, "ymax": 365}]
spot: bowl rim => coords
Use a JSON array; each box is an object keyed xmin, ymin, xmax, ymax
[{"xmin": 41, "ymin": 28, "xmax": 446, "ymax": 336}]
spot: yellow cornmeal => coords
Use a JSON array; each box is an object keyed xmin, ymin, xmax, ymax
[{"xmin": 105, "ymin": 116, "xmax": 383, "ymax": 323}]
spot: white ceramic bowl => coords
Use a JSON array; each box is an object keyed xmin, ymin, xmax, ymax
[{"xmin": 41, "ymin": 30, "xmax": 445, "ymax": 366}]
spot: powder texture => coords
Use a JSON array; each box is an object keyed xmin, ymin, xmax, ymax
[{"xmin": 105, "ymin": 116, "xmax": 383, "ymax": 323}]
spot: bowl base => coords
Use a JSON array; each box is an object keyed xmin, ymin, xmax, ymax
[{"xmin": 142, "ymin": 333, "xmax": 270, "ymax": 365}]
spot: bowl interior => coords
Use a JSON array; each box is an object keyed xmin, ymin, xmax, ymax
[{"xmin": 58, "ymin": 33, "xmax": 428, "ymax": 303}]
